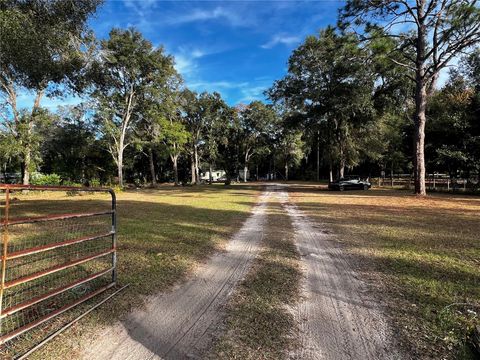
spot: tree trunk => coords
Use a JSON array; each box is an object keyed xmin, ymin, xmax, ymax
[
  {"xmin": 209, "ymin": 164, "xmax": 213, "ymax": 184},
  {"xmin": 22, "ymin": 140, "xmax": 31, "ymax": 185},
  {"xmin": 339, "ymin": 142, "xmax": 345, "ymax": 179},
  {"xmin": 191, "ymin": 155, "xmax": 196, "ymax": 184},
  {"xmin": 22, "ymin": 89, "xmax": 44, "ymax": 185},
  {"xmin": 339, "ymin": 162, "xmax": 345, "ymax": 179},
  {"xmin": 329, "ymin": 160, "xmax": 333, "ymax": 183},
  {"xmin": 414, "ymin": 16, "xmax": 428, "ymax": 196},
  {"xmin": 171, "ymin": 154, "xmax": 179, "ymax": 186},
  {"xmin": 149, "ymin": 148, "xmax": 157, "ymax": 186},
  {"xmin": 117, "ymin": 150, "xmax": 123, "ymax": 188},
  {"xmin": 243, "ymin": 165, "xmax": 248, "ymax": 182},
  {"xmin": 285, "ymin": 163, "xmax": 289, "ymax": 181},
  {"xmin": 194, "ymin": 145, "xmax": 200, "ymax": 184},
  {"xmin": 256, "ymin": 164, "xmax": 259, "ymax": 181}
]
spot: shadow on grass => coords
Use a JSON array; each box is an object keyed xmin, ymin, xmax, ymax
[
  {"xmin": 1, "ymin": 187, "xmax": 259, "ymax": 359},
  {"xmin": 289, "ymin": 186, "xmax": 480, "ymax": 359}
]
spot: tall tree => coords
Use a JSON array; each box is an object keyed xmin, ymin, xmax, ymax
[
  {"xmin": 216, "ymin": 106, "xmax": 242, "ymax": 185},
  {"xmin": 91, "ymin": 28, "xmax": 176, "ymax": 187},
  {"xmin": 277, "ymin": 128, "xmax": 305, "ymax": 181},
  {"xmin": 238, "ymin": 101, "xmax": 277, "ymax": 182},
  {"xmin": 137, "ymin": 75, "xmax": 181, "ymax": 186},
  {"xmin": 161, "ymin": 115, "xmax": 190, "ymax": 185},
  {"xmin": 203, "ymin": 96, "xmax": 231, "ymax": 184},
  {"xmin": 0, "ymin": 0, "xmax": 101, "ymax": 184},
  {"xmin": 180, "ymin": 90, "xmax": 228, "ymax": 184},
  {"xmin": 340, "ymin": 0, "xmax": 480, "ymax": 195},
  {"xmin": 269, "ymin": 27, "xmax": 375, "ymax": 180},
  {"xmin": 41, "ymin": 105, "xmax": 112, "ymax": 183}
]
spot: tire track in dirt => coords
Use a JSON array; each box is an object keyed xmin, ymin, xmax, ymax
[
  {"xmin": 81, "ymin": 190, "xmax": 271, "ymax": 360},
  {"xmin": 284, "ymin": 192, "xmax": 402, "ymax": 360}
]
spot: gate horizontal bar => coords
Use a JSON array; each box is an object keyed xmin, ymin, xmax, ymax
[
  {"xmin": 0, "ymin": 282, "xmax": 116, "ymax": 345},
  {"xmin": 4, "ymin": 249, "xmax": 115, "ymax": 289},
  {"xmin": 6, "ymin": 211, "xmax": 113, "ymax": 226},
  {"xmin": 0, "ymin": 267, "xmax": 114, "ymax": 319},
  {"xmin": 0, "ymin": 184, "xmax": 114, "ymax": 193},
  {"xmin": 3, "ymin": 232, "xmax": 115, "ymax": 260}
]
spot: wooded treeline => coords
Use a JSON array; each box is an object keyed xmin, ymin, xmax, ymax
[{"xmin": 1, "ymin": 0, "xmax": 479, "ymax": 194}]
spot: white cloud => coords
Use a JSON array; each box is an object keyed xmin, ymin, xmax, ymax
[
  {"xmin": 174, "ymin": 54, "xmax": 198, "ymax": 76},
  {"xmin": 261, "ymin": 34, "xmax": 301, "ymax": 49},
  {"xmin": 172, "ymin": 45, "xmax": 226, "ymax": 78},
  {"xmin": 123, "ymin": 0, "xmax": 158, "ymax": 16},
  {"xmin": 168, "ymin": 7, "xmax": 250, "ymax": 27},
  {"xmin": 189, "ymin": 81, "xmax": 249, "ymax": 91},
  {"xmin": 239, "ymin": 85, "xmax": 268, "ymax": 103}
]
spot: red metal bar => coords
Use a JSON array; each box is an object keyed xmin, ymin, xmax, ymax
[
  {"xmin": 4, "ymin": 249, "xmax": 115, "ymax": 289},
  {"xmin": 3, "ymin": 232, "xmax": 114, "ymax": 260},
  {"xmin": 0, "ymin": 184, "xmax": 112, "ymax": 192},
  {"xmin": 0, "ymin": 185, "xmax": 117, "ymax": 345},
  {"xmin": 6, "ymin": 210, "xmax": 113, "ymax": 226},
  {"xmin": 0, "ymin": 282, "xmax": 116, "ymax": 344},
  {"xmin": 0, "ymin": 267, "xmax": 114, "ymax": 319}
]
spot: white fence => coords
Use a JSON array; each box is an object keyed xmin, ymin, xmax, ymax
[{"xmin": 373, "ymin": 174, "xmax": 480, "ymax": 193}]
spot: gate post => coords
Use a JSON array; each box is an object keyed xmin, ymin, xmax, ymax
[
  {"xmin": 0, "ymin": 188, "xmax": 10, "ymax": 332},
  {"xmin": 110, "ymin": 189, "xmax": 117, "ymax": 284}
]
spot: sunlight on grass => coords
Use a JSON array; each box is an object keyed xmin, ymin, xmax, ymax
[{"xmin": 2, "ymin": 184, "xmax": 260, "ymax": 359}]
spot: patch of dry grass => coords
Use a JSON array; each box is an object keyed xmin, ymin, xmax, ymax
[
  {"xmin": 0, "ymin": 184, "xmax": 260, "ymax": 359},
  {"xmin": 289, "ymin": 185, "xmax": 480, "ymax": 359},
  {"xmin": 212, "ymin": 196, "xmax": 301, "ymax": 360}
]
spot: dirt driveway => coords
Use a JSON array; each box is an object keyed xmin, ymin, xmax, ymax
[{"xmin": 81, "ymin": 184, "xmax": 399, "ymax": 360}]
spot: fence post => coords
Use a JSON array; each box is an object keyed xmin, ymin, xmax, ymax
[
  {"xmin": 447, "ymin": 179, "xmax": 450, "ymax": 191},
  {"xmin": 0, "ymin": 188, "xmax": 10, "ymax": 330},
  {"xmin": 433, "ymin": 174, "xmax": 436, "ymax": 190},
  {"xmin": 110, "ymin": 189, "xmax": 117, "ymax": 284}
]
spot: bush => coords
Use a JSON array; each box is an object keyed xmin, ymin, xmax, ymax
[
  {"xmin": 31, "ymin": 173, "xmax": 62, "ymax": 186},
  {"xmin": 90, "ymin": 178, "xmax": 101, "ymax": 187}
]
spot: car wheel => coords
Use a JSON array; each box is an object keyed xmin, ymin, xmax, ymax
[
  {"xmin": 363, "ymin": 184, "xmax": 368, "ymax": 190},
  {"xmin": 339, "ymin": 185, "xmax": 345, "ymax": 191}
]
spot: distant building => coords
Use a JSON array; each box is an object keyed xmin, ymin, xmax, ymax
[
  {"xmin": 201, "ymin": 170, "xmax": 226, "ymax": 182},
  {"xmin": 200, "ymin": 169, "xmax": 250, "ymax": 182}
]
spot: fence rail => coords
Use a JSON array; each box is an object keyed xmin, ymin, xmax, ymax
[
  {"xmin": 0, "ymin": 184, "xmax": 117, "ymax": 345},
  {"xmin": 372, "ymin": 175, "xmax": 480, "ymax": 193}
]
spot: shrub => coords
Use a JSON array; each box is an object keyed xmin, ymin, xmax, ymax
[
  {"xmin": 90, "ymin": 178, "xmax": 101, "ymax": 187},
  {"xmin": 30, "ymin": 173, "xmax": 62, "ymax": 186}
]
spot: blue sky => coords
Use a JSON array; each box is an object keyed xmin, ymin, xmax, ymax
[
  {"xmin": 93, "ymin": 0, "xmax": 342, "ymax": 105},
  {"xmin": 19, "ymin": 0, "xmax": 342, "ymax": 109},
  {"xmin": 94, "ymin": 0, "xmax": 342, "ymax": 105}
]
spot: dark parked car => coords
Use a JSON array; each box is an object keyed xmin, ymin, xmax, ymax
[{"xmin": 328, "ymin": 178, "xmax": 371, "ymax": 191}]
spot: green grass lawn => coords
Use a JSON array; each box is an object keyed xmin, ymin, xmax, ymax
[
  {"xmin": 1, "ymin": 184, "xmax": 260, "ymax": 359},
  {"xmin": 289, "ymin": 185, "xmax": 480, "ymax": 359}
]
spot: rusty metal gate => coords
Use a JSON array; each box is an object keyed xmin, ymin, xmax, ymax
[{"xmin": 0, "ymin": 185, "xmax": 117, "ymax": 346}]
